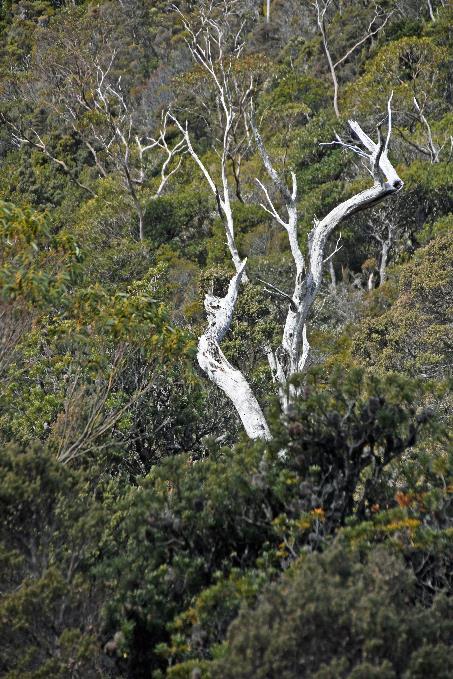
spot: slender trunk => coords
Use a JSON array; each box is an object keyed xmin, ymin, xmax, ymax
[
  {"xmin": 319, "ymin": 19, "xmax": 340, "ymax": 118},
  {"xmin": 133, "ymin": 196, "xmax": 145, "ymax": 241},
  {"xmin": 331, "ymin": 63, "xmax": 340, "ymax": 119},
  {"xmin": 265, "ymin": 0, "xmax": 271, "ymax": 23},
  {"xmin": 329, "ymin": 259, "xmax": 337, "ymax": 292},
  {"xmin": 221, "ymin": 163, "xmax": 248, "ymax": 281},
  {"xmin": 379, "ymin": 240, "xmax": 390, "ymax": 285},
  {"xmin": 123, "ymin": 162, "xmax": 145, "ymax": 241},
  {"xmin": 223, "ymin": 201, "xmax": 242, "ymax": 272}
]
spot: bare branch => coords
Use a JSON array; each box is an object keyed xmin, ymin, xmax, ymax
[
  {"xmin": 323, "ymin": 233, "xmax": 342, "ymax": 263},
  {"xmin": 413, "ymin": 96, "xmax": 440, "ymax": 162},
  {"xmin": 256, "ymin": 277, "xmax": 298, "ymax": 311},
  {"xmin": 254, "ymin": 94, "xmax": 403, "ymax": 410},
  {"xmin": 3, "ymin": 117, "xmax": 97, "ymax": 197},
  {"xmin": 333, "ymin": 9, "xmax": 393, "ymax": 69},
  {"xmin": 313, "ymin": 0, "xmax": 392, "ymax": 118}
]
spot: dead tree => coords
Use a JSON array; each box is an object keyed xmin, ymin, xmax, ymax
[
  {"xmin": 193, "ymin": 98, "xmax": 402, "ymax": 435},
  {"xmin": 313, "ymin": 0, "xmax": 392, "ymax": 119},
  {"xmin": 4, "ymin": 53, "xmax": 184, "ymax": 241},
  {"xmin": 396, "ymin": 96, "xmax": 447, "ymax": 164},
  {"xmin": 426, "ymin": 0, "xmax": 446, "ymax": 21},
  {"xmin": 251, "ymin": 95, "xmax": 403, "ymax": 414},
  {"xmin": 170, "ymin": 1, "xmax": 254, "ymax": 275},
  {"xmin": 173, "ymin": 5, "xmax": 403, "ymax": 438},
  {"xmin": 366, "ymin": 210, "xmax": 398, "ymax": 286},
  {"xmin": 75, "ymin": 58, "xmax": 185, "ymax": 240}
]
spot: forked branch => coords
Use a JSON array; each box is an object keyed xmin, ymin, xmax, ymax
[
  {"xmin": 253, "ymin": 95, "xmax": 403, "ymax": 411},
  {"xmin": 313, "ymin": 0, "xmax": 392, "ymax": 118}
]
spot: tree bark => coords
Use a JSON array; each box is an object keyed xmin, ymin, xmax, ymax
[
  {"xmin": 379, "ymin": 239, "xmax": 390, "ymax": 285},
  {"xmin": 197, "ymin": 261, "xmax": 271, "ymax": 440},
  {"xmin": 329, "ymin": 260, "xmax": 337, "ymax": 292},
  {"xmin": 254, "ymin": 97, "xmax": 403, "ymax": 411}
]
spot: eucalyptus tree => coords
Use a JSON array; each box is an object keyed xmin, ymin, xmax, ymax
[
  {"xmin": 1, "ymin": 3, "xmax": 184, "ymax": 240},
  {"xmin": 170, "ymin": 1, "xmax": 259, "ymax": 274},
  {"xmin": 172, "ymin": 2, "xmax": 404, "ymax": 440}
]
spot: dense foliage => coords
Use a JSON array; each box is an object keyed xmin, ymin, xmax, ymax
[{"xmin": 0, "ymin": 1, "xmax": 451, "ymax": 677}]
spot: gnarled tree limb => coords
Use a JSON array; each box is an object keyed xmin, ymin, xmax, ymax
[
  {"xmin": 254, "ymin": 95, "xmax": 403, "ymax": 411},
  {"xmin": 197, "ymin": 260, "xmax": 271, "ymax": 440}
]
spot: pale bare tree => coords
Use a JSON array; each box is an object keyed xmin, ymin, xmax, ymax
[
  {"xmin": 195, "ymin": 96, "xmax": 402, "ymax": 437},
  {"xmin": 170, "ymin": 1, "xmax": 255, "ymax": 274},
  {"xmin": 251, "ymin": 94, "xmax": 403, "ymax": 414},
  {"xmin": 173, "ymin": 4, "xmax": 404, "ymax": 439},
  {"xmin": 364, "ymin": 190, "xmax": 416, "ymax": 288},
  {"xmin": 395, "ymin": 96, "xmax": 451, "ymax": 164},
  {"xmin": 74, "ymin": 56, "xmax": 186, "ymax": 239},
  {"xmin": 168, "ymin": 1, "xmax": 270, "ymax": 439},
  {"xmin": 196, "ymin": 259, "xmax": 272, "ymax": 439},
  {"xmin": 426, "ymin": 0, "xmax": 446, "ymax": 21},
  {"xmin": 366, "ymin": 212, "xmax": 397, "ymax": 286},
  {"xmin": 184, "ymin": 94, "xmax": 403, "ymax": 438},
  {"xmin": 5, "ymin": 54, "xmax": 185, "ymax": 241},
  {"xmin": 313, "ymin": 0, "xmax": 393, "ymax": 118}
]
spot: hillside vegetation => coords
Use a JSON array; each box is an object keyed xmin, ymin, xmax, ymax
[{"xmin": 0, "ymin": 1, "xmax": 452, "ymax": 677}]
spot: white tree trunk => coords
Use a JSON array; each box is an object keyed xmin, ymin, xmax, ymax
[
  {"xmin": 379, "ymin": 240, "xmax": 390, "ymax": 285},
  {"xmin": 173, "ymin": 3, "xmax": 403, "ymax": 441},
  {"xmin": 329, "ymin": 259, "xmax": 337, "ymax": 292},
  {"xmin": 197, "ymin": 261, "xmax": 271, "ymax": 440},
  {"xmin": 254, "ymin": 96, "xmax": 403, "ymax": 410}
]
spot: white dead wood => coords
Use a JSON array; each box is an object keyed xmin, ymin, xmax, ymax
[
  {"xmin": 172, "ymin": 5, "xmax": 403, "ymax": 438},
  {"xmin": 396, "ymin": 96, "xmax": 451, "ymax": 164},
  {"xmin": 367, "ymin": 213, "xmax": 396, "ymax": 286},
  {"xmin": 197, "ymin": 259, "xmax": 271, "ymax": 440},
  {"xmin": 313, "ymin": 0, "xmax": 392, "ymax": 118},
  {"xmin": 427, "ymin": 0, "xmax": 435, "ymax": 21},
  {"xmin": 253, "ymin": 94, "xmax": 403, "ymax": 411},
  {"xmin": 170, "ymin": 2, "xmax": 254, "ymax": 275},
  {"xmin": 169, "ymin": 113, "xmax": 245, "ymax": 275},
  {"xmin": 412, "ymin": 96, "xmax": 441, "ymax": 163},
  {"xmin": 328, "ymin": 258, "xmax": 337, "ymax": 292},
  {"xmin": 169, "ymin": 3, "xmax": 274, "ymax": 438}
]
